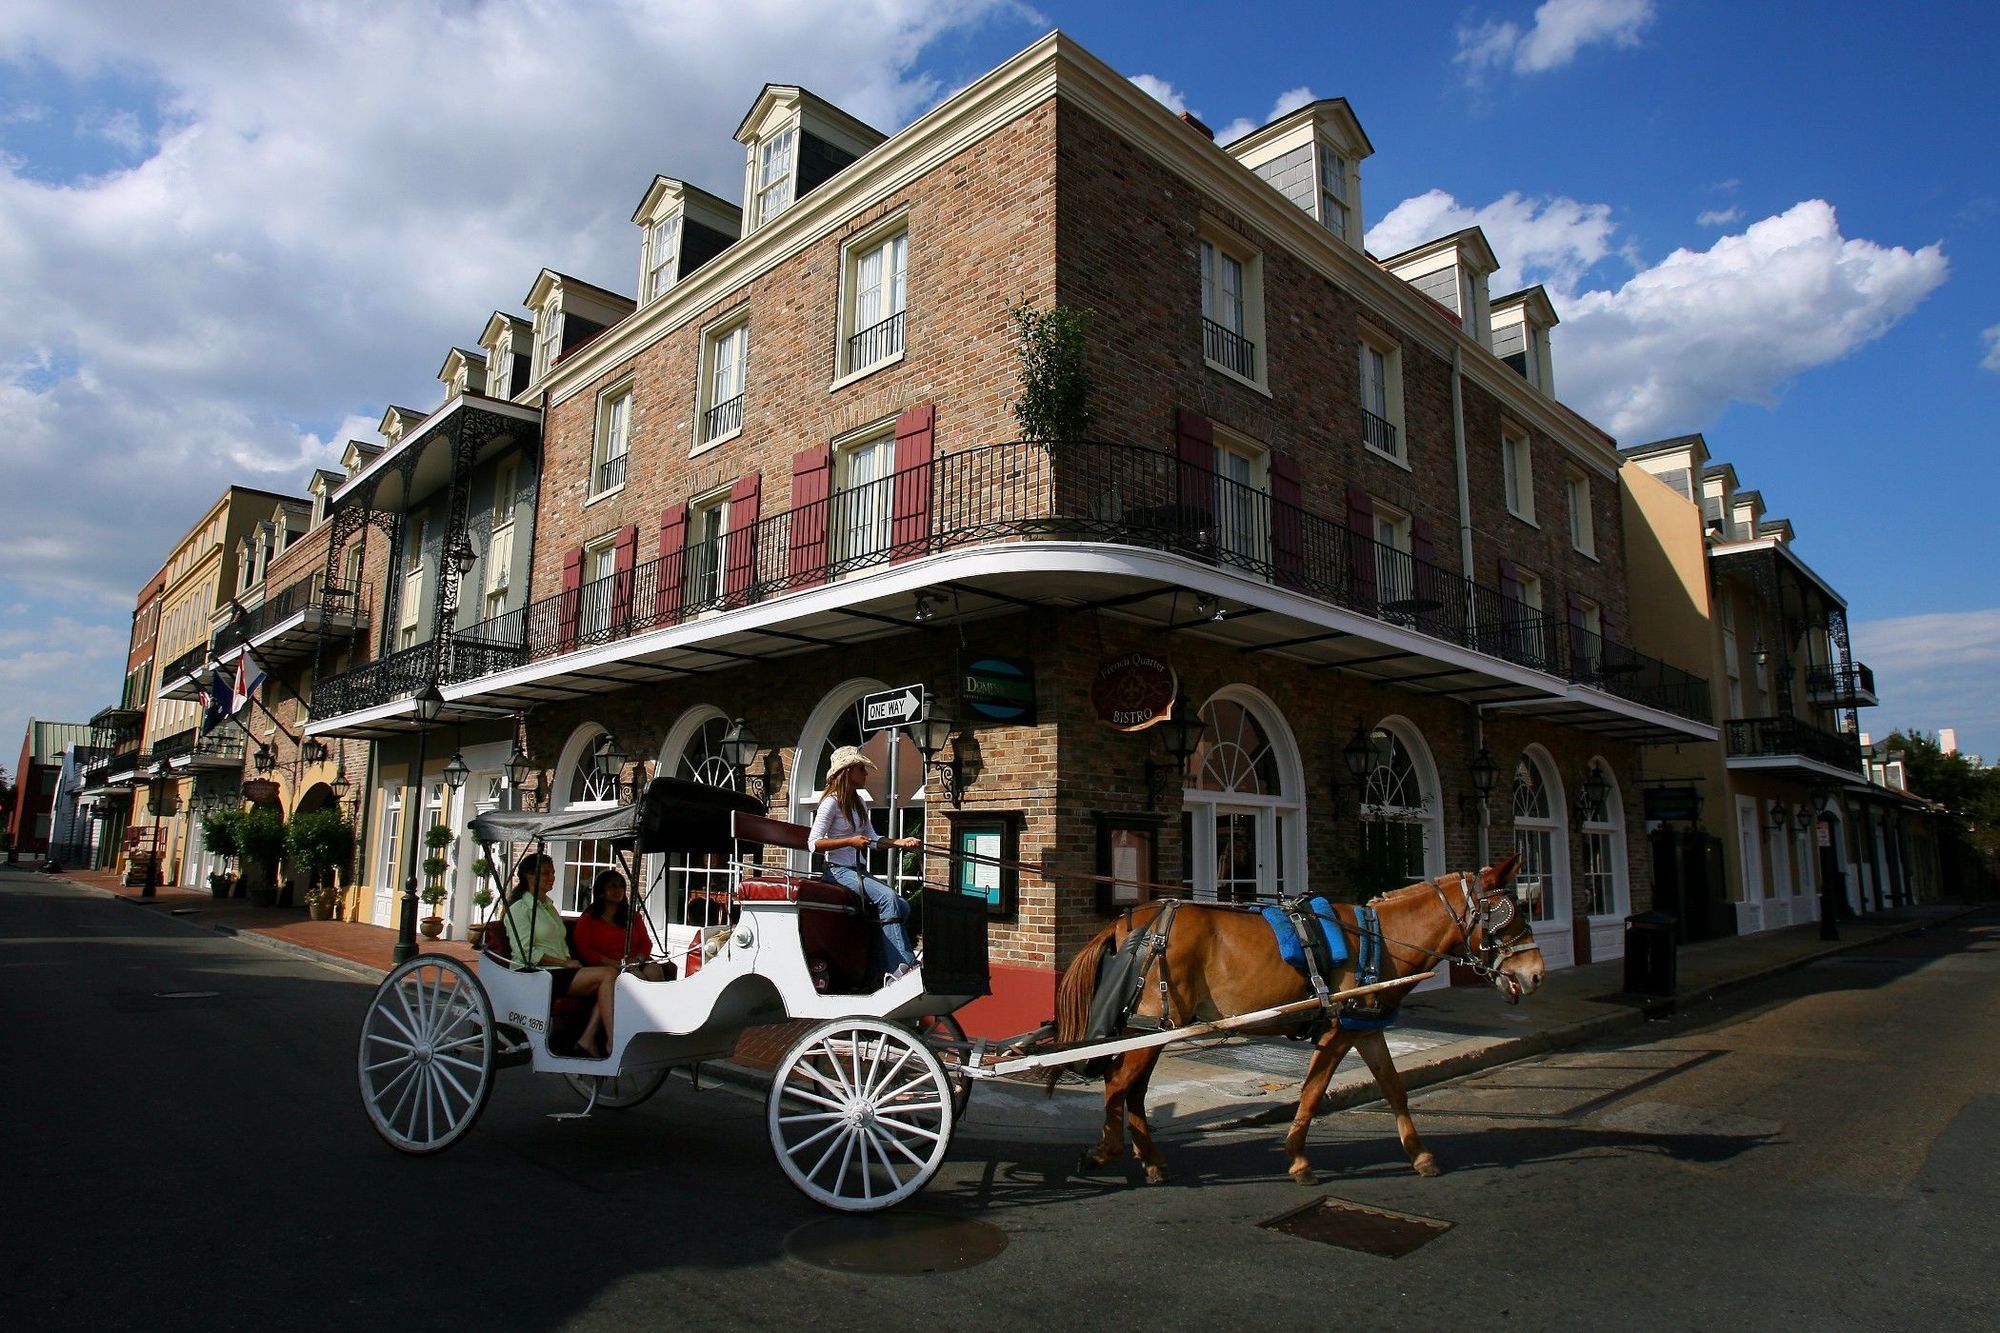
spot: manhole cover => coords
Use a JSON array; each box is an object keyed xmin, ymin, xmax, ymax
[
  {"xmin": 785, "ymin": 1213, "xmax": 1008, "ymax": 1275},
  {"xmin": 155, "ymin": 990, "xmax": 221, "ymax": 1000},
  {"xmin": 1260, "ymin": 1196, "xmax": 1452, "ymax": 1258}
]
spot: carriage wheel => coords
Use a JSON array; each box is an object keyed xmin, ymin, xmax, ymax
[
  {"xmin": 563, "ymin": 1067, "xmax": 670, "ymax": 1110},
  {"xmin": 768, "ymin": 1018, "xmax": 955, "ymax": 1212},
  {"xmin": 911, "ymin": 1012, "xmax": 972, "ymax": 1119},
  {"xmin": 358, "ymin": 955, "xmax": 497, "ymax": 1155}
]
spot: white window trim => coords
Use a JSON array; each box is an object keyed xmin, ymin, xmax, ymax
[
  {"xmin": 532, "ymin": 298, "xmax": 563, "ymax": 385},
  {"xmin": 751, "ymin": 121, "xmax": 798, "ymax": 230},
  {"xmin": 1197, "ymin": 217, "xmax": 1269, "ymax": 396},
  {"xmin": 588, "ymin": 380, "xmax": 633, "ymax": 503},
  {"xmin": 1211, "ymin": 425, "xmax": 1272, "ymax": 572},
  {"xmin": 643, "ymin": 210, "xmax": 681, "ymax": 304},
  {"xmin": 685, "ymin": 483, "xmax": 733, "ymax": 613},
  {"xmin": 1502, "ymin": 424, "xmax": 1537, "ymax": 525},
  {"xmin": 694, "ymin": 315, "xmax": 749, "ymax": 452},
  {"xmin": 829, "ymin": 417, "xmax": 898, "ymax": 570},
  {"xmin": 1356, "ymin": 321, "xmax": 1406, "ymax": 466},
  {"xmin": 831, "ymin": 213, "xmax": 911, "ymax": 389},
  {"xmin": 1566, "ymin": 468, "xmax": 1597, "ymax": 559}
]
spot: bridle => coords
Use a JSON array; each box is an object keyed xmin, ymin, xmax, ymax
[{"xmin": 1428, "ymin": 872, "xmax": 1542, "ymax": 1002}]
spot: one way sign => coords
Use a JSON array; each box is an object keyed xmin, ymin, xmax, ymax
[{"xmin": 858, "ymin": 684, "xmax": 926, "ymax": 734}]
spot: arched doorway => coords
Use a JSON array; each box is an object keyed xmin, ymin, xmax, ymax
[
  {"xmin": 1355, "ymin": 717, "xmax": 1444, "ymax": 897},
  {"xmin": 793, "ymin": 680, "xmax": 926, "ymax": 896},
  {"xmin": 656, "ymin": 706, "xmax": 736, "ymax": 929},
  {"xmin": 551, "ymin": 721, "xmax": 620, "ymax": 911},
  {"xmin": 1510, "ymin": 745, "xmax": 1572, "ymax": 967},
  {"xmin": 1182, "ymin": 687, "xmax": 1304, "ymax": 903},
  {"xmin": 1578, "ymin": 757, "xmax": 1628, "ymax": 959}
]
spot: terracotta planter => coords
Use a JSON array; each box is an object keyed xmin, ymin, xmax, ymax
[
  {"xmin": 308, "ymin": 901, "xmax": 335, "ymax": 921},
  {"xmin": 419, "ymin": 916, "xmax": 445, "ymax": 940}
]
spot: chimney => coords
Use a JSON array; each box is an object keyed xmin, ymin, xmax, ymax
[{"xmin": 1178, "ymin": 111, "xmax": 1214, "ymax": 141}]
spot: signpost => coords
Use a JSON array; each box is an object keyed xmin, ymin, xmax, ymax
[{"xmin": 859, "ymin": 684, "xmax": 926, "ymax": 735}]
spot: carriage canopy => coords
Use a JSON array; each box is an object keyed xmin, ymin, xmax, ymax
[{"xmin": 469, "ymin": 775, "xmax": 766, "ymax": 856}]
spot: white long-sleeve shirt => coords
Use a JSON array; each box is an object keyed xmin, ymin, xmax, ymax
[{"xmin": 808, "ymin": 794, "xmax": 878, "ymax": 868}]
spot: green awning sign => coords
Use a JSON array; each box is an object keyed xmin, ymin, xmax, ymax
[{"xmin": 962, "ymin": 657, "xmax": 1035, "ymax": 725}]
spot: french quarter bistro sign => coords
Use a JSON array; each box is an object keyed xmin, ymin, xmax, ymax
[{"xmin": 1091, "ymin": 653, "xmax": 1178, "ymax": 731}]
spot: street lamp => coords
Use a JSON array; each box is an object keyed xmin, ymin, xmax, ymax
[
  {"xmin": 451, "ymin": 539, "xmax": 478, "ymax": 578},
  {"xmin": 331, "ymin": 761, "xmax": 350, "ymax": 801},
  {"xmin": 1793, "ymin": 803, "xmax": 1812, "ymax": 833},
  {"xmin": 253, "ymin": 742, "xmax": 276, "ymax": 774},
  {"xmin": 1145, "ymin": 698, "xmax": 1207, "ymax": 810},
  {"xmin": 1468, "ymin": 745, "xmax": 1500, "ymax": 809},
  {"xmin": 913, "ymin": 712, "xmax": 967, "ymax": 807},
  {"xmin": 144, "ymin": 761, "xmax": 177, "ymax": 900},
  {"xmin": 443, "ymin": 751, "xmax": 470, "ymax": 793},
  {"xmin": 1575, "ymin": 762, "xmax": 1611, "ymax": 825},
  {"xmin": 393, "ymin": 683, "xmax": 446, "ymax": 966},
  {"xmin": 1336, "ymin": 717, "xmax": 1378, "ymax": 814},
  {"xmin": 505, "ymin": 738, "xmax": 535, "ymax": 808},
  {"xmin": 300, "ymin": 735, "xmax": 328, "ymax": 766}
]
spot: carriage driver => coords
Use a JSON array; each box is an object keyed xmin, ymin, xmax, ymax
[{"xmin": 809, "ymin": 746, "xmax": 921, "ymax": 985}]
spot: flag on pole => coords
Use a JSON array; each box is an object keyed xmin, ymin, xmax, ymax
[
  {"xmin": 232, "ymin": 651, "xmax": 266, "ymax": 717},
  {"xmin": 200, "ymin": 670, "xmax": 233, "ymax": 735}
]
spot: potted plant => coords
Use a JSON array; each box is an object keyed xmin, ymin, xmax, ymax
[
  {"xmin": 468, "ymin": 856, "xmax": 497, "ymax": 950},
  {"xmin": 236, "ymin": 807, "xmax": 287, "ymax": 907},
  {"xmin": 418, "ymin": 823, "xmax": 452, "ymax": 938},
  {"xmin": 201, "ymin": 809, "xmax": 242, "ymax": 898},
  {"xmin": 285, "ymin": 808, "xmax": 355, "ymax": 921}
]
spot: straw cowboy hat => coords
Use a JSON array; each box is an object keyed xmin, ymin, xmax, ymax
[{"xmin": 826, "ymin": 745, "xmax": 875, "ymax": 781}]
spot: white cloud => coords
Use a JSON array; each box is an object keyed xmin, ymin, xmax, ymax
[
  {"xmin": 1129, "ymin": 73, "xmax": 1193, "ymax": 117},
  {"xmin": 1981, "ymin": 323, "xmax": 2000, "ymax": 372},
  {"xmin": 1217, "ymin": 84, "xmax": 1318, "ymax": 146},
  {"xmin": 1696, "ymin": 207, "xmax": 1741, "ymax": 227},
  {"xmin": 1457, "ymin": 0, "xmax": 1655, "ymax": 79},
  {"xmin": 1372, "ymin": 193, "xmax": 1946, "ymax": 440},
  {"xmin": 1850, "ymin": 609, "xmax": 2000, "ymax": 764},
  {"xmin": 0, "ymin": 0, "xmax": 1030, "ymax": 756}
]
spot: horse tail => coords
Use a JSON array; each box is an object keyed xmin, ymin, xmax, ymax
[{"xmin": 1055, "ymin": 922, "xmax": 1119, "ymax": 1047}]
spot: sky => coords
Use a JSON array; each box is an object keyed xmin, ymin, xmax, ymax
[{"xmin": 1, "ymin": 0, "xmax": 1995, "ymax": 771}]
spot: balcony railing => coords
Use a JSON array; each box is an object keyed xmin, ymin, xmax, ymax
[
  {"xmin": 161, "ymin": 643, "xmax": 209, "ymax": 687},
  {"xmin": 310, "ymin": 642, "xmax": 434, "ymax": 719},
  {"xmin": 846, "ymin": 309, "xmax": 904, "ymax": 371},
  {"xmin": 1806, "ymin": 661, "xmax": 1876, "ymax": 703},
  {"xmin": 703, "ymin": 394, "xmax": 744, "ymax": 441},
  {"xmin": 146, "ymin": 728, "xmax": 198, "ymax": 764},
  {"xmin": 1361, "ymin": 409, "xmax": 1398, "ymax": 457},
  {"xmin": 597, "ymin": 452, "xmax": 628, "ymax": 494},
  {"xmin": 214, "ymin": 575, "xmax": 363, "ymax": 655},
  {"xmin": 1202, "ymin": 318, "xmax": 1256, "ymax": 379},
  {"xmin": 387, "ymin": 440, "xmax": 1708, "ymax": 726},
  {"xmin": 1725, "ymin": 716, "xmax": 1863, "ymax": 772}
]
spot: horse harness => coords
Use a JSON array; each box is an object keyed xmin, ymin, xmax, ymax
[
  {"xmin": 1275, "ymin": 898, "xmax": 1395, "ymax": 1032},
  {"xmin": 1427, "ymin": 873, "xmax": 1542, "ymax": 994}
]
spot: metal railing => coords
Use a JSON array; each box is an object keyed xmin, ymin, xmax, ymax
[
  {"xmin": 161, "ymin": 643, "xmax": 209, "ymax": 686},
  {"xmin": 146, "ymin": 728, "xmax": 198, "ymax": 764},
  {"xmin": 703, "ymin": 394, "xmax": 744, "ymax": 441},
  {"xmin": 597, "ymin": 452, "xmax": 628, "ymax": 493},
  {"xmin": 416, "ymin": 439, "xmax": 1709, "ymax": 726},
  {"xmin": 1361, "ymin": 409, "xmax": 1398, "ymax": 457},
  {"xmin": 1806, "ymin": 661, "xmax": 1875, "ymax": 701},
  {"xmin": 1202, "ymin": 318, "xmax": 1256, "ymax": 379},
  {"xmin": 846, "ymin": 309, "xmax": 904, "ymax": 370},
  {"xmin": 1725, "ymin": 716, "xmax": 1863, "ymax": 772},
  {"xmin": 214, "ymin": 575, "xmax": 363, "ymax": 654},
  {"xmin": 309, "ymin": 642, "xmax": 434, "ymax": 718}
]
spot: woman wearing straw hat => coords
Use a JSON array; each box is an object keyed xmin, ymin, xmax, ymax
[{"xmin": 809, "ymin": 744, "xmax": 921, "ymax": 983}]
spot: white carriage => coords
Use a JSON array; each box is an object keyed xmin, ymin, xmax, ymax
[{"xmin": 356, "ymin": 776, "xmax": 991, "ymax": 1212}]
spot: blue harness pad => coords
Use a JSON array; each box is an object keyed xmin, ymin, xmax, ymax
[
  {"xmin": 1340, "ymin": 905, "xmax": 1397, "ymax": 1031},
  {"xmin": 1260, "ymin": 897, "xmax": 1349, "ymax": 974}
]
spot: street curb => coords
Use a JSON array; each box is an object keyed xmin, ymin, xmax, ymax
[{"xmin": 74, "ymin": 875, "xmax": 396, "ymax": 985}]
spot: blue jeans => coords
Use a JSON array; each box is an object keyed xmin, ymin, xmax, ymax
[{"xmin": 826, "ymin": 863, "xmax": 916, "ymax": 975}]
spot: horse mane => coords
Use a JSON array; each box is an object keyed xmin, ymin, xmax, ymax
[{"xmin": 1366, "ymin": 872, "xmax": 1460, "ymax": 908}]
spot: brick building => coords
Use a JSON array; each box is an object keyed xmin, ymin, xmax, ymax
[
  {"xmin": 74, "ymin": 570, "xmax": 166, "ymax": 875},
  {"xmin": 307, "ymin": 34, "xmax": 1713, "ymax": 1032}
]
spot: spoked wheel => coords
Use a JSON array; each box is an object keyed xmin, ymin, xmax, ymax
[
  {"xmin": 358, "ymin": 955, "xmax": 497, "ymax": 1155},
  {"xmin": 563, "ymin": 1067, "xmax": 670, "ymax": 1110},
  {"xmin": 768, "ymin": 1017, "xmax": 955, "ymax": 1212},
  {"xmin": 911, "ymin": 1012, "xmax": 972, "ymax": 1119}
]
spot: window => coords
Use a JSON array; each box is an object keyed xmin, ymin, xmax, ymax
[
  {"xmin": 592, "ymin": 384, "xmax": 631, "ymax": 496},
  {"xmin": 484, "ymin": 460, "xmax": 518, "ymax": 621},
  {"xmin": 376, "ymin": 782, "xmax": 403, "ymax": 894},
  {"xmin": 1372, "ymin": 500, "xmax": 1413, "ymax": 608},
  {"xmin": 489, "ymin": 343, "xmax": 513, "ymax": 399},
  {"xmin": 1511, "ymin": 752, "xmax": 1565, "ymax": 926},
  {"xmin": 685, "ymin": 488, "xmax": 730, "ymax": 611},
  {"xmin": 1566, "ymin": 468, "xmax": 1595, "ymax": 556},
  {"xmin": 1212, "ymin": 431, "xmax": 1268, "ymax": 567},
  {"xmin": 399, "ymin": 513, "xmax": 426, "ymax": 650},
  {"xmin": 754, "ymin": 124, "xmax": 796, "ymax": 227},
  {"xmin": 1581, "ymin": 761, "xmax": 1627, "ymax": 919},
  {"xmin": 1319, "ymin": 144, "xmax": 1350, "ymax": 238},
  {"xmin": 1358, "ymin": 328, "xmax": 1403, "ymax": 460},
  {"xmin": 1502, "ymin": 426, "xmax": 1535, "ymax": 523},
  {"xmin": 699, "ymin": 321, "xmax": 748, "ymax": 445},
  {"xmin": 644, "ymin": 212, "xmax": 680, "ymax": 302},
  {"xmin": 1182, "ymin": 694, "xmax": 1300, "ymax": 904},
  {"xmin": 840, "ymin": 226, "xmax": 907, "ymax": 377},
  {"xmin": 579, "ymin": 537, "xmax": 617, "ymax": 642},
  {"xmin": 1199, "ymin": 227, "xmax": 1261, "ymax": 384},
  {"xmin": 532, "ymin": 298, "xmax": 562, "ymax": 383},
  {"xmin": 832, "ymin": 427, "xmax": 895, "ymax": 568}
]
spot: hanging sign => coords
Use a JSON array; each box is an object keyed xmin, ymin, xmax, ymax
[
  {"xmin": 858, "ymin": 684, "xmax": 926, "ymax": 735},
  {"xmin": 1643, "ymin": 787, "xmax": 1700, "ymax": 822},
  {"xmin": 241, "ymin": 779, "xmax": 282, "ymax": 805},
  {"xmin": 1091, "ymin": 653, "xmax": 1177, "ymax": 732},
  {"xmin": 961, "ymin": 657, "xmax": 1036, "ymax": 726}
]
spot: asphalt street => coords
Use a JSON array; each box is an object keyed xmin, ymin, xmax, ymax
[{"xmin": 5, "ymin": 869, "xmax": 1995, "ymax": 1331}]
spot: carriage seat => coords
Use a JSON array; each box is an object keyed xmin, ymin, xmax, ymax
[
  {"xmin": 478, "ymin": 917, "xmax": 594, "ymax": 1050},
  {"xmin": 731, "ymin": 810, "xmax": 874, "ymax": 993}
]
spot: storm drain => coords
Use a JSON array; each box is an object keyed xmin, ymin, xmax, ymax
[
  {"xmin": 156, "ymin": 990, "xmax": 221, "ymax": 999},
  {"xmin": 785, "ymin": 1213, "xmax": 1008, "ymax": 1275},
  {"xmin": 1260, "ymin": 1196, "xmax": 1452, "ymax": 1258}
]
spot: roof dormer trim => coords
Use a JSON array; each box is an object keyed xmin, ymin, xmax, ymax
[
  {"xmin": 1221, "ymin": 96, "xmax": 1375, "ymax": 161},
  {"xmin": 733, "ymin": 83, "xmax": 886, "ymax": 157}
]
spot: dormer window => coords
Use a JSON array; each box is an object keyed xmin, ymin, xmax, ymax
[
  {"xmin": 644, "ymin": 212, "xmax": 680, "ymax": 302},
  {"xmin": 533, "ymin": 298, "xmax": 563, "ymax": 382},
  {"xmin": 1320, "ymin": 146, "xmax": 1351, "ymax": 239},
  {"xmin": 1226, "ymin": 98, "xmax": 1372, "ymax": 250},
  {"xmin": 754, "ymin": 124, "xmax": 797, "ymax": 227}
]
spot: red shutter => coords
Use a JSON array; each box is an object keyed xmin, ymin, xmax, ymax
[
  {"xmin": 723, "ymin": 473, "xmax": 761, "ymax": 608},
  {"xmin": 1175, "ymin": 408, "xmax": 1215, "ymax": 540},
  {"xmin": 890, "ymin": 404, "xmax": 935, "ymax": 563},
  {"xmin": 557, "ymin": 545, "xmax": 584, "ymax": 654},
  {"xmin": 1270, "ymin": 451, "xmax": 1304, "ymax": 590},
  {"xmin": 610, "ymin": 523, "xmax": 638, "ymax": 635},
  {"xmin": 787, "ymin": 446, "xmax": 832, "ymax": 590},
  {"xmin": 1345, "ymin": 486, "xmax": 1377, "ymax": 608},
  {"xmin": 1497, "ymin": 557, "xmax": 1521, "ymax": 604},
  {"xmin": 656, "ymin": 504, "xmax": 688, "ymax": 626}
]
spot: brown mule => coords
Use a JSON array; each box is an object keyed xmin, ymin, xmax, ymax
[{"xmin": 1052, "ymin": 857, "xmax": 1543, "ymax": 1185}]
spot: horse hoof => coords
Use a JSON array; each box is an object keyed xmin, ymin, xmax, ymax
[
  {"xmin": 1143, "ymin": 1167, "xmax": 1170, "ymax": 1185},
  {"xmin": 1413, "ymin": 1154, "xmax": 1441, "ymax": 1178},
  {"xmin": 1289, "ymin": 1166, "xmax": 1318, "ymax": 1186},
  {"xmin": 1076, "ymin": 1151, "xmax": 1105, "ymax": 1175}
]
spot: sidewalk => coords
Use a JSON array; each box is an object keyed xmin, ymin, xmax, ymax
[{"xmin": 47, "ymin": 862, "xmax": 1975, "ymax": 1145}]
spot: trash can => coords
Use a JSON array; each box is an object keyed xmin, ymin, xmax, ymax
[{"xmin": 1623, "ymin": 910, "xmax": 1678, "ymax": 996}]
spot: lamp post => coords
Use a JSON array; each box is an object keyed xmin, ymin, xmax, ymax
[
  {"xmin": 393, "ymin": 683, "xmax": 446, "ymax": 966},
  {"xmin": 1468, "ymin": 744, "xmax": 1500, "ymax": 864},
  {"xmin": 1144, "ymin": 699, "xmax": 1207, "ymax": 811},
  {"xmin": 913, "ymin": 712, "xmax": 967, "ymax": 807},
  {"xmin": 1340, "ymin": 718, "xmax": 1377, "ymax": 809},
  {"xmin": 506, "ymin": 738, "xmax": 535, "ymax": 809},
  {"xmin": 720, "ymin": 718, "xmax": 769, "ymax": 807},
  {"xmin": 144, "ymin": 761, "xmax": 178, "ymax": 900}
]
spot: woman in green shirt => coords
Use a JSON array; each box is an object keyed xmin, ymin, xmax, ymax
[{"xmin": 502, "ymin": 853, "xmax": 618, "ymax": 1058}]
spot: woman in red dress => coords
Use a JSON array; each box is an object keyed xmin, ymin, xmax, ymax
[{"xmin": 573, "ymin": 869, "xmax": 673, "ymax": 982}]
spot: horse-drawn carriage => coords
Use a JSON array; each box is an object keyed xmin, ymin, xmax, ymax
[{"xmin": 357, "ymin": 777, "xmax": 1546, "ymax": 1210}]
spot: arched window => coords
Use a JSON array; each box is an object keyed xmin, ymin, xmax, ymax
[
  {"xmin": 1355, "ymin": 717, "xmax": 1442, "ymax": 895},
  {"xmin": 552, "ymin": 722, "xmax": 619, "ymax": 912},
  {"xmin": 1182, "ymin": 688, "xmax": 1303, "ymax": 903},
  {"xmin": 656, "ymin": 707, "xmax": 736, "ymax": 927},
  {"xmin": 793, "ymin": 680, "xmax": 926, "ymax": 896},
  {"xmin": 1579, "ymin": 757, "xmax": 1627, "ymax": 920},
  {"xmin": 1510, "ymin": 747, "xmax": 1568, "ymax": 927}
]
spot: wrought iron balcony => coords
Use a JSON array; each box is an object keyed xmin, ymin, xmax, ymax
[
  {"xmin": 1361, "ymin": 409, "xmax": 1398, "ymax": 457},
  {"xmin": 846, "ymin": 309, "xmax": 904, "ymax": 370},
  {"xmin": 703, "ymin": 394, "xmax": 744, "ymax": 441},
  {"xmin": 309, "ymin": 642, "xmax": 434, "ymax": 719},
  {"xmin": 1724, "ymin": 716, "xmax": 1862, "ymax": 773},
  {"xmin": 213, "ymin": 575, "xmax": 364, "ymax": 657},
  {"xmin": 146, "ymin": 728, "xmax": 198, "ymax": 765},
  {"xmin": 596, "ymin": 452, "xmax": 628, "ymax": 494},
  {"xmin": 160, "ymin": 643, "xmax": 210, "ymax": 689},
  {"xmin": 1806, "ymin": 661, "xmax": 1877, "ymax": 706},
  {"xmin": 435, "ymin": 439, "xmax": 1711, "ymax": 726},
  {"xmin": 1202, "ymin": 318, "xmax": 1256, "ymax": 379}
]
